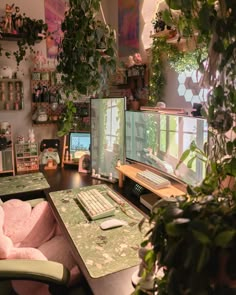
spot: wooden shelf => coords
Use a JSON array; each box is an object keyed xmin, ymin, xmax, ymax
[
  {"xmin": 116, "ymin": 163, "xmax": 185, "ymax": 199},
  {"xmin": 0, "ymin": 32, "xmax": 41, "ymax": 42},
  {"xmin": 15, "ymin": 143, "xmax": 39, "ymax": 173}
]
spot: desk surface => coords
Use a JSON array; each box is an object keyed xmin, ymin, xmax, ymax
[
  {"xmin": 1, "ymin": 167, "xmax": 150, "ymax": 294},
  {"xmin": 47, "ymin": 183, "xmax": 148, "ymax": 295},
  {"xmin": 0, "ymin": 172, "xmax": 50, "ymax": 197}
]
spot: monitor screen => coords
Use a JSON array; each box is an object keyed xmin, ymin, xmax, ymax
[
  {"xmin": 125, "ymin": 111, "xmax": 208, "ymax": 186},
  {"xmin": 90, "ymin": 97, "xmax": 125, "ymax": 179},
  {"xmin": 69, "ymin": 132, "xmax": 91, "ymax": 158}
]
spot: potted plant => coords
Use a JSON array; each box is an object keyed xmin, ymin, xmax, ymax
[
  {"xmin": 136, "ymin": 1, "xmax": 236, "ymax": 294},
  {"xmin": 56, "ymin": 0, "xmax": 117, "ymax": 136},
  {"xmin": 0, "ymin": 12, "xmax": 48, "ymax": 66}
]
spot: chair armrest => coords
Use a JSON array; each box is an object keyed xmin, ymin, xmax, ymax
[{"xmin": 0, "ymin": 259, "xmax": 70, "ymax": 286}]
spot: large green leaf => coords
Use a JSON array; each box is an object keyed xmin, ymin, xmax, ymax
[
  {"xmin": 214, "ymin": 230, "xmax": 236, "ymax": 248},
  {"xmin": 192, "ymin": 230, "xmax": 211, "ymax": 245}
]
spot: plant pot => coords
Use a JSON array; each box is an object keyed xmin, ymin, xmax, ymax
[
  {"xmin": 139, "ymin": 98, "xmax": 148, "ymax": 107},
  {"xmin": 130, "ymin": 100, "xmax": 140, "ymax": 111}
]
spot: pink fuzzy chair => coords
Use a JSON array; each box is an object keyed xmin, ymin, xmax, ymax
[{"xmin": 0, "ymin": 199, "xmax": 81, "ymax": 295}]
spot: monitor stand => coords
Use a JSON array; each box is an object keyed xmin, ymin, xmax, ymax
[{"xmin": 140, "ymin": 193, "xmax": 161, "ymax": 211}]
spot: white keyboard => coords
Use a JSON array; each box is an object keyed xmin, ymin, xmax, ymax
[
  {"xmin": 136, "ymin": 170, "xmax": 171, "ymax": 189},
  {"xmin": 77, "ymin": 188, "xmax": 116, "ymax": 220}
]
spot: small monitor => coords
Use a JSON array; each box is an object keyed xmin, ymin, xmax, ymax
[{"xmin": 69, "ymin": 132, "xmax": 91, "ymax": 159}]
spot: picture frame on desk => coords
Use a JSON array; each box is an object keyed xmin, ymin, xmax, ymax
[{"xmin": 78, "ymin": 154, "xmax": 91, "ymax": 173}]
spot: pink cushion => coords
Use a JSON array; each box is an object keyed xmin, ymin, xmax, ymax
[
  {"xmin": 0, "ymin": 206, "xmax": 13, "ymax": 258},
  {"xmin": 7, "ymin": 247, "xmax": 47, "ymax": 260},
  {"xmin": 12, "ymin": 280, "xmax": 50, "ymax": 295},
  {"xmin": 19, "ymin": 201, "xmax": 56, "ymax": 248},
  {"xmin": 0, "ymin": 234, "xmax": 13, "ymax": 258},
  {"xmin": 0, "ymin": 206, "xmax": 4, "ymax": 233},
  {"xmin": 3, "ymin": 200, "xmax": 32, "ymax": 244},
  {"xmin": 3, "ymin": 200, "xmax": 56, "ymax": 247}
]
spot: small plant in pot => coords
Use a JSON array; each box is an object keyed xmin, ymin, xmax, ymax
[
  {"xmin": 0, "ymin": 12, "xmax": 48, "ymax": 66},
  {"xmin": 135, "ymin": 1, "xmax": 236, "ymax": 294}
]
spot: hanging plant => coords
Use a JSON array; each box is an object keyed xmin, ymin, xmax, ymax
[
  {"xmin": 56, "ymin": 0, "xmax": 117, "ymax": 137},
  {"xmin": 149, "ymin": 36, "xmax": 207, "ymax": 105},
  {"xmin": 57, "ymin": 0, "xmax": 117, "ymax": 97},
  {"xmin": 136, "ymin": 1, "xmax": 236, "ymax": 294}
]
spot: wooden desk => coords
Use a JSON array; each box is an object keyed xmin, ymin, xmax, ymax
[
  {"xmin": 47, "ymin": 184, "xmax": 148, "ymax": 295},
  {"xmin": 116, "ymin": 163, "xmax": 185, "ymax": 198}
]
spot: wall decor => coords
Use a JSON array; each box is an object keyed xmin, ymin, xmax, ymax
[
  {"xmin": 44, "ymin": 0, "xmax": 66, "ymax": 58},
  {"xmin": 118, "ymin": 0, "xmax": 139, "ymax": 57}
]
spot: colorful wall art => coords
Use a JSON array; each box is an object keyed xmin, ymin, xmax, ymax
[
  {"xmin": 118, "ymin": 0, "xmax": 140, "ymax": 57},
  {"xmin": 44, "ymin": 0, "xmax": 66, "ymax": 58}
]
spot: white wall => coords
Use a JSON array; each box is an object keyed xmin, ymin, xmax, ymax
[{"xmin": 0, "ymin": 0, "xmax": 58, "ymax": 144}]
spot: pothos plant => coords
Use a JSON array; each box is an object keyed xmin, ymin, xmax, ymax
[
  {"xmin": 136, "ymin": 1, "xmax": 236, "ymax": 294},
  {"xmin": 56, "ymin": 0, "xmax": 117, "ymax": 136},
  {"xmin": 149, "ymin": 36, "xmax": 206, "ymax": 106},
  {"xmin": 0, "ymin": 14, "xmax": 48, "ymax": 66}
]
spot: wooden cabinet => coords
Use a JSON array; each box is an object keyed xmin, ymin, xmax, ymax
[
  {"xmin": 0, "ymin": 79, "xmax": 24, "ymax": 111},
  {"xmin": 0, "ymin": 123, "xmax": 15, "ymax": 175},
  {"xmin": 15, "ymin": 143, "xmax": 39, "ymax": 173},
  {"xmin": 31, "ymin": 69, "xmax": 64, "ymax": 124}
]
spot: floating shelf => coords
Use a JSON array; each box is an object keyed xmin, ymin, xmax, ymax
[{"xmin": 0, "ymin": 32, "xmax": 41, "ymax": 42}]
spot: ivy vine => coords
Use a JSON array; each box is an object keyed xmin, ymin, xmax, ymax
[{"xmin": 149, "ymin": 37, "xmax": 207, "ymax": 105}]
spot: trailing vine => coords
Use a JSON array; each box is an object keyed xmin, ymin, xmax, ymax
[
  {"xmin": 0, "ymin": 15, "xmax": 48, "ymax": 66},
  {"xmin": 149, "ymin": 37, "xmax": 207, "ymax": 105},
  {"xmin": 149, "ymin": 37, "xmax": 177, "ymax": 105}
]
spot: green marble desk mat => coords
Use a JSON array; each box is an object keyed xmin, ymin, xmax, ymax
[
  {"xmin": 0, "ymin": 172, "xmax": 50, "ymax": 196},
  {"xmin": 49, "ymin": 184, "xmax": 150, "ymax": 279}
]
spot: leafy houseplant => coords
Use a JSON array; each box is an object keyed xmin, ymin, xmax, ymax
[
  {"xmin": 137, "ymin": 1, "xmax": 236, "ymax": 294},
  {"xmin": 149, "ymin": 35, "xmax": 207, "ymax": 106},
  {"xmin": 0, "ymin": 14, "xmax": 48, "ymax": 66},
  {"xmin": 57, "ymin": 0, "xmax": 116, "ymax": 96},
  {"xmin": 56, "ymin": 0, "xmax": 117, "ymax": 136}
]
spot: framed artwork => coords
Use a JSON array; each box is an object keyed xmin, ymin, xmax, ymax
[
  {"xmin": 44, "ymin": 0, "xmax": 67, "ymax": 58},
  {"xmin": 118, "ymin": 0, "xmax": 140, "ymax": 57}
]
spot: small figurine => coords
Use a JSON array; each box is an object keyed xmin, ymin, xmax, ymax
[
  {"xmin": 127, "ymin": 55, "xmax": 135, "ymax": 67},
  {"xmin": 12, "ymin": 6, "xmax": 23, "ymax": 33},
  {"xmin": 32, "ymin": 51, "xmax": 47, "ymax": 69},
  {"xmin": 133, "ymin": 53, "xmax": 142, "ymax": 65},
  {"xmin": 28, "ymin": 129, "xmax": 35, "ymax": 143},
  {"xmin": 4, "ymin": 3, "xmax": 14, "ymax": 33}
]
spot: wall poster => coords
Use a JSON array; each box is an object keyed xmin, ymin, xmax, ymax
[
  {"xmin": 44, "ymin": 0, "xmax": 66, "ymax": 58},
  {"xmin": 118, "ymin": 0, "xmax": 140, "ymax": 57}
]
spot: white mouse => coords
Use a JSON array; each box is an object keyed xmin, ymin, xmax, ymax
[{"xmin": 100, "ymin": 218, "xmax": 128, "ymax": 230}]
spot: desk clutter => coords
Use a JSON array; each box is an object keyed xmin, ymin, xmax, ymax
[{"xmin": 49, "ymin": 184, "xmax": 150, "ymax": 278}]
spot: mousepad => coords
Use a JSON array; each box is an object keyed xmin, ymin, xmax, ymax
[
  {"xmin": 49, "ymin": 184, "xmax": 150, "ymax": 278},
  {"xmin": 0, "ymin": 172, "xmax": 50, "ymax": 196}
]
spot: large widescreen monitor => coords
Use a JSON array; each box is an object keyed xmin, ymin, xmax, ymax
[{"xmin": 126, "ymin": 111, "xmax": 208, "ymax": 186}]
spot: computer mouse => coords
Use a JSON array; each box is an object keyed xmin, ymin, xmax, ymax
[{"xmin": 100, "ymin": 218, "xmax": 128, "ymax": 230}]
